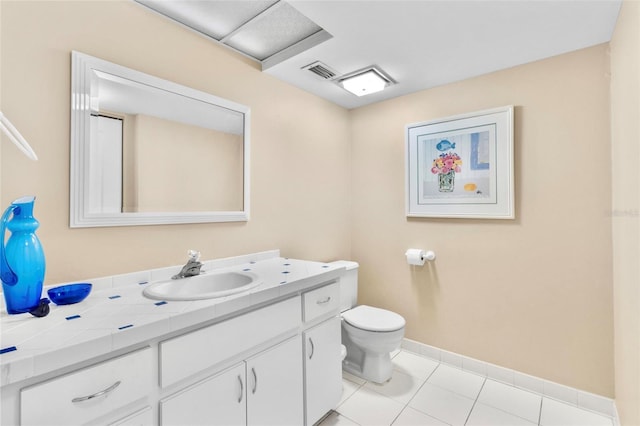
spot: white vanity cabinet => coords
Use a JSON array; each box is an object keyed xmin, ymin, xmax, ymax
[
  {"xmin": 159, "ymin": 283, "xmax": 341, "ymax": 426},
  {"xmin": 302, "ymin": 283, "xmax": 342, "ymax": 425},
  {"xmin": 159, "ymin": 296, "xmax": 304, "ymax": 425},
  {"xmin": 160, "ymin": 336, "xmax": 303, "ymax": 426},
  {"xmin": 2, "ymin": 261, "xmax": 346, "ymax": 426}
]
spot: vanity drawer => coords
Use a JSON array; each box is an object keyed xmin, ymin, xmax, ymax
[
  {"xmin": 303, "ymin": 282, "xmax": 340, "ymax": 323},
  {"xmin": 160, "ymin": 295, "xmax": 301, "ymax": 388},
  {"xmin": 21, "ymin": 347, "xmax": 152, "ymax": 426}
]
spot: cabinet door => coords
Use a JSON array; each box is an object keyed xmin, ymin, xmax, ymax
[
  {"xmin": 246, "ymin": 336, "xmax": 303, "ymax": 426},
  {"xmin": 304, "ymin": 316, "xmax": 342, "ymax": 425},
  {"xmin": 160, "ymin": 363, "xmax": 246, "ymax": 426}
]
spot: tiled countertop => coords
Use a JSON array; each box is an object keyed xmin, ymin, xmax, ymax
[{"xmin": 0, "ymin": 250, "xmax": 344, "ymax": 387}]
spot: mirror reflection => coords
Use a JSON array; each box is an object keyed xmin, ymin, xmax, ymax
[
  {"xmin": 71, "ymin": 51, "xmax": 250, "ymax": 227},
  {"xmin": 90, "ymin": 71, "xmax": 244, "ymax": 213}
]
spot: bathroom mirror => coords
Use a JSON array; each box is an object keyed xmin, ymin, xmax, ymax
[{"xmin": 70, "ymin": 51, "xmax": 250, "ymax": 227}]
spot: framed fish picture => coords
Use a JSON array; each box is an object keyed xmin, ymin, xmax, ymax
[{"xmin": 405, "ymin": 106, "xmax": 514, "ymax": 219}]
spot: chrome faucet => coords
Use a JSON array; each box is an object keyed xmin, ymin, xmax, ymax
[{"xmin": 172, "ymin": 250, "xmax": 203, "ymax": 280}]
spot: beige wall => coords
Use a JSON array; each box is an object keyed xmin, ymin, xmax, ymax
[
  {"xmin": 350, "ymin": 45, "xmax": 614, "ymax": 396},
  {"xmin": 610, "ymin": 1, "xmax": 640, "ymax": 424},
  {"xmin": 0, "ymin": 0, "xmax": 352, "ymax": 282}
]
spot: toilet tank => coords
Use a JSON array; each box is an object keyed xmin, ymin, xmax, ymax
[{"xmin": 331, "ymin": 260, "xmax": 359, "ymax": 312}]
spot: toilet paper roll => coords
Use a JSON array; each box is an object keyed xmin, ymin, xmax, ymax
[{"xmin": 405, "ymin": 249, "xmax": 426, "ymax": 266}]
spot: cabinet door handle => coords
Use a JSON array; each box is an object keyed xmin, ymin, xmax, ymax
[
  {"xmin": 237, "ymin": 375, "xmax": 243, "ymax": 403},
  {"xmin": 317, "ymin": 296, "xmax": 331, "ymax": 305},
  {"xmin": 309, "ymin": 337, "xmax": 315, "ymax": 360},
  {"xmin": 71, "ymin": 381, "xmax": 121, "ymax": 403},
  {"xmin": 251, "ymin": 367, "xmax": 257, "ymax": 394}
]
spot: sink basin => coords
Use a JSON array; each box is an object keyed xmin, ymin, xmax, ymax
[{"xmin": 142, "ymin": 271, "xmax": 261, "ymax": 301}]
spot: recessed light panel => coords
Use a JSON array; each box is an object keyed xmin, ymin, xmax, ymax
[
  {"xmin": 135, "ymin": 0, "xmax": 330, "ymax": 67},
  {"xmin": 135, "ymin": 0, "xmax": 278, "ymax": 40},
  {"xmin": 224, "ymin": 2, "xmax": 323, "ymax": 61}
]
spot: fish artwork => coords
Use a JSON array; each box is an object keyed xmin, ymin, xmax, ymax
[{"xmin": 436, "ymin": 139, "xmax": 456, "ymax": 151}]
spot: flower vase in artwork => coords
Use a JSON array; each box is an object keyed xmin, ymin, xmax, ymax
[
  {"xmin": 438, "ymin": 170, "xmax": 455, "ymax": 192},
  {"xmin": 431, "ymin": 151, "xmax": 462, "ymax": 193}
]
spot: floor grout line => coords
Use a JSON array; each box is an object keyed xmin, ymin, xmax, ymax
[
  {"xmin": 537, "ymin": 395, "xmax": 544, "ymax": 426},
  {"xmin": 396, "ymin": 363, "xmax": 437, "ymax": 424},
  {"xmin": 463, "ymin": 376, "xmax": 487, "ymax": 425}
]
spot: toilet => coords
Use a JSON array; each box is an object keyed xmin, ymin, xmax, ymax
[{"xmin": 333, "ymin": 261, "xmax": 406, "ymax": 384}]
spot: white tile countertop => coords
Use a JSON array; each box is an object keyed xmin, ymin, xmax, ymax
[{"xmin": 0, "ymin": 250, "xmax": 344, "ymax": 387}]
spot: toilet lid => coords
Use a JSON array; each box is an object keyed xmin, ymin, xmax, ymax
[{"xmin": 342, "ymin": 305, "xmax": 406, "ymax": 332}]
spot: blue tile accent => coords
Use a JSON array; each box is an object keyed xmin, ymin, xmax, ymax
[
  {"xmin": 155, "ymin": 301, "xmax": 167, "ymax": 306},
  {"xmin": 282, "ymin": 271, "xmax": 290, "ymax": 274},
  {"xmin": 322, "ymin": 265, "xmax": 329, "ymax": 268},
  {"xmin": 242, "ymin": 268, "xmax": 251, "ymax": 272},
  {"xmin": 66, "ymin": 315, "xmax": 81, "ymax": 320},
  {"xmin": 0, "ymin": 346, "xmax": 17, "ymax": 355},
  {"xmin": 118, "ymin": 324, "xmax": 134, "ymax": 330},
  {"xmin": 108, "ymin": 295, "xmax": 121, "ymax": 299},
  {"xmin": 283, "ymin": 263, "xmax": 291, "ymax": 266},
  {"xmin": 280, "ymin": 281, "xmax": 287, "ymax": 285},
  {"xmin": 138, "ymin": 281, "xmax": 148, "ymax": 285}
]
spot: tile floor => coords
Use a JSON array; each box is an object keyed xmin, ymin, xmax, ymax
[{"xmin": 319, "ymin": 350, "xmax": 614, "ymax": 426}]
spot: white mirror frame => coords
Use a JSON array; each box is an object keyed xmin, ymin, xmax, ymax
[{"xmin": 70, "ymin": 51, "xmax": 250, "ymax": 227}]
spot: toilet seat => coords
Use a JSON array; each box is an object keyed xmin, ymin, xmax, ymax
[{"xmin": 342, "ymin": 305, "xmax": 405, "ymax": 332}]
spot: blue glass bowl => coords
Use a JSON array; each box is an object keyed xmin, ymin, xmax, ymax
[{"xmin": 47, "ymin": 283, "xmax": 92, "ymax": 305}]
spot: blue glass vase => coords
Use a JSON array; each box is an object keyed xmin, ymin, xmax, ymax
[{"xmin": 1, "ymin": 196, "xmax": 46, "ymax": 314}]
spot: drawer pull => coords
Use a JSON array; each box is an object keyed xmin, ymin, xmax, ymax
[
  {"xmin": 71, "ymin": 380, "xmax": 121, "ymax": 403},
  {"xmin": 309, "ymin": 337, "xmax": 315, "ymax": 360},
  {"xmin": 251, "ymin": 367, "xmax": 257, "ymax": 394},
  {"xmin": 316, "ymin": 296, "xmax": 331, "ymax": 305},
  {"xmin": 237, "ymin": 375, "xmax": 243, "ymax": 403}
]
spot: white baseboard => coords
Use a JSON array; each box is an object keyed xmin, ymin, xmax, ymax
[
  {"xmin": 401, "ymin": 338, "xmax": 618, "ymax": 420},
  {"xmin": 613, "ymin": 402, "xmax": 621, "ymax": 426}
]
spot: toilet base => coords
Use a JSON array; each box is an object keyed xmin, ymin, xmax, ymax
[
  {"xmin": 343, "ymin": 352, "xmax": 393, "ymax": 384},
  {"xmin": 341, "ymin": 320, "xmax": 403, "ymax": 384}
]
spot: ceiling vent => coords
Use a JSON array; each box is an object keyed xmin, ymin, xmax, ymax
[{"xmin": 302, "ymin": 61, "xmax": 338, "ymax": 80}]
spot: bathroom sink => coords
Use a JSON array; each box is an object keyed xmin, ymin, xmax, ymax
[{"xmin": 142, "ymin": 271, "xmax": 261, "ymax": 301}]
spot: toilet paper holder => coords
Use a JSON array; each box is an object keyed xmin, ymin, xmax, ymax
[{"xmin": 405, "ymin": 249, "xmax": 436, "ymax": 266}]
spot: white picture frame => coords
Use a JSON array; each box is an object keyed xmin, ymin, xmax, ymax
[{"xmin": 406, "ymin": 106, "xmax": 514, "ymax": 219}]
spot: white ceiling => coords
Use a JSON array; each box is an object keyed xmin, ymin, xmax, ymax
[
  {"xmin": 263, "ymin": 0, "xmax": 622, "ymax": 109},
  {"xmin": 135, "ymin": 0, "xmax": 622, "ymax": 110}
]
